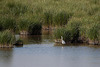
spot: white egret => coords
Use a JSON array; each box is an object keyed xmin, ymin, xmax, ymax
[{"xmin": 61, "ymin": 36, "xmax": 66, "ymax": 44}]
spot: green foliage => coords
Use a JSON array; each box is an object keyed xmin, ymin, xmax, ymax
[
  {"xmin": 68, "ymin": 18, "xmax": 82, "ymax": 42},
  {"xmin": 54, "ymin": 28, "xmax": 66, "ymax": 39},
  {"xmin": 0, "ymin": 0, "xmax": 100, "ymax": 42},
  {"xmin": 54, "ymin": 27, "xmax": 71, "ymax": 42},
  {"xmin": 43, "ymin": 11, "xmax": 53, "ymax": 26},
  {"xmin": 0, "ymin": 30, "xmax": 15, "ymax": 45},
  {"xmin": 2, "ymin": 17, "xmax": 16, "ymax": 31},
  {"xmin": 54, "ymin": 18, "xmax": 82, "ymax": 43},
  {"xmin": 90, "ymin": 0, "xmax": 100, "ymax": 4},
  {"xmin": 54, "ymin": 11, "xmax": 72, "ymax": 26},
  {"xmin": 18, "ymin": 18, "xmax": 31, "ymax": 31},
  {"xmin": 7, "ymin": 1, "xmax": 28, "ymax": 16},
  {"xmin": 87, "ymin": 22, "xmax": 100, "ymax": 41},
  {"xmin": 0, "ymin": 16, "xmax": 17, "ymax": 31}
]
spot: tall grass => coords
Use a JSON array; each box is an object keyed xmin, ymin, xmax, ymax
[
  {"xmin": 18, "ymin": 18, "xmax": 30, "ymax": 31},
  {"xmin": 7, "ymin": 1, "xmax": 28, "ymax": 16},
  {"xmin": 0, "ymin": 0, "xmax": 100, "ymax": 43},
  {"xmin": 87, "ymin": 22, "xmax": 100, "ymax": 42},
  {"xmin": 68, "ymin": 18, "xmax": 82, "ymax": 43},
  {"xmin": 43, "ymin": 11, "xmax": 53, "ymax": 28},
  {"xmin": 0, "ymin": 30, "xmax": 15, "ymax": 46},
  {"xmin": 0, "ymin": 16, "xmax": 17, "ymax": 32},
  {"xmin": 54, "ymin": 11, "xmax": 72, "ymax": 26},
  {"xmin": 54, "ymin": 27, "xmax": 71, "ymax": 42},
  {"xmin": 54, "ymin": 18, "xmax": 82, "ymax": 43},
  {"xmin": 2, "ymin": 17, "xmax": 17, "ymax": 31}
]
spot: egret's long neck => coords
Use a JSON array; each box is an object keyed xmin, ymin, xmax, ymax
[{"xmin": 61, "ymin": 36, "xmax": 63, "ymax": 40}]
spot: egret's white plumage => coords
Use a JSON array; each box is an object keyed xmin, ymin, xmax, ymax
[{"xmin": 61, "ymin": 36, "xmax": 66, "ymax": 44}]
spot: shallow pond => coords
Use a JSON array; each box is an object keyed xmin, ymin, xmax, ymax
[{"xmin": 0, "ymin": 34, "xmax": 100, "ymax": 67}]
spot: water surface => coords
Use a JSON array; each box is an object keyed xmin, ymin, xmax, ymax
[{"xmin": 0, "ymin": 34, "xmax": 100, "ymax": 67}]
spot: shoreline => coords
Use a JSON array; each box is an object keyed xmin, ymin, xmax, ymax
[{"xmin": 0, "ymin": 45, "xmax": 14, "ymax": 48}]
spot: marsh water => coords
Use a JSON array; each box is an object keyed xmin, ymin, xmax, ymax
[{"xmin": 0, "ymin": 31, "xmax": 100, "ymax": 67}]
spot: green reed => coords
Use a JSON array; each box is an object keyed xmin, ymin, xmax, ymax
[{"xmin": 0, "ymin": 30, "xmax": 15, "ymax": 45}]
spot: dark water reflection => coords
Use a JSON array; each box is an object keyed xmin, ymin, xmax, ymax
[{"xmin": 0, "ymin": 32, "xmax": 100, "ymax": 67}]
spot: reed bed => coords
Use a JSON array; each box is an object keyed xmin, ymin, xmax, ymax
[{"xmin": 0, "ymin": 0, "xmax": 100, "ymax": 44}]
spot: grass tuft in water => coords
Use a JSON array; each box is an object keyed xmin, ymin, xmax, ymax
[{"xmin": 0, "ymin": 30, "xmax": 15, "ymax": 46}]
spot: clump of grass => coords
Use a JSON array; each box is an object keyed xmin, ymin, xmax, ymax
[
  {"xmin": 68, "ymin": 18, "xmax": 82, "ymax": 43},
  {"xmin": 54, "ymin": 11, "xmax": 72, "ymax": 26},
  {"xmin": 87, "ymin": 22, "xmax": 100, "ymax": 43},
  {"xmin": 54, "ymin": 27, "xmax": 71, "ymax": 42},
  {"xmin": 54, "ymin": 28, "xmax": 66, "ymax": 39},
  {"xmin": 28, "ymin": 22, "xmax": 42, "ymax": 35},
  {"xmin": 0, "ymin": 30, "xmax": 15, "ymax": 46},
  {"xmin": 54, "ymin": 18, "xmax": 82, "ymax": 43},
  {"xmin": 18, "ymin": 18, "xmax": 31, "ymax": 31},
  {"xmin": 87, "ymin": 6, "xmax": 100, "ymax": 16},
  {"xmin": 2, "ymin": 17, "xmax": 17, "ymax": 32}
]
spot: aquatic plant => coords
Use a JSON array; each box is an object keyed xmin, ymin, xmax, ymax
[{"xmin": 0, "ymin": 30, "xmax": 16, "ymax": 46}]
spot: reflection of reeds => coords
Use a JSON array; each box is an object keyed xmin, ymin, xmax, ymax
[{"xmin": 20, "ymin": 35, "xmax": 42, "ymax": 44}]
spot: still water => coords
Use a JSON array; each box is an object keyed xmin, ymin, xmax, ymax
[{"xmin": 0, "ymin": 34, "xmax": 100, "ymax": 67}]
